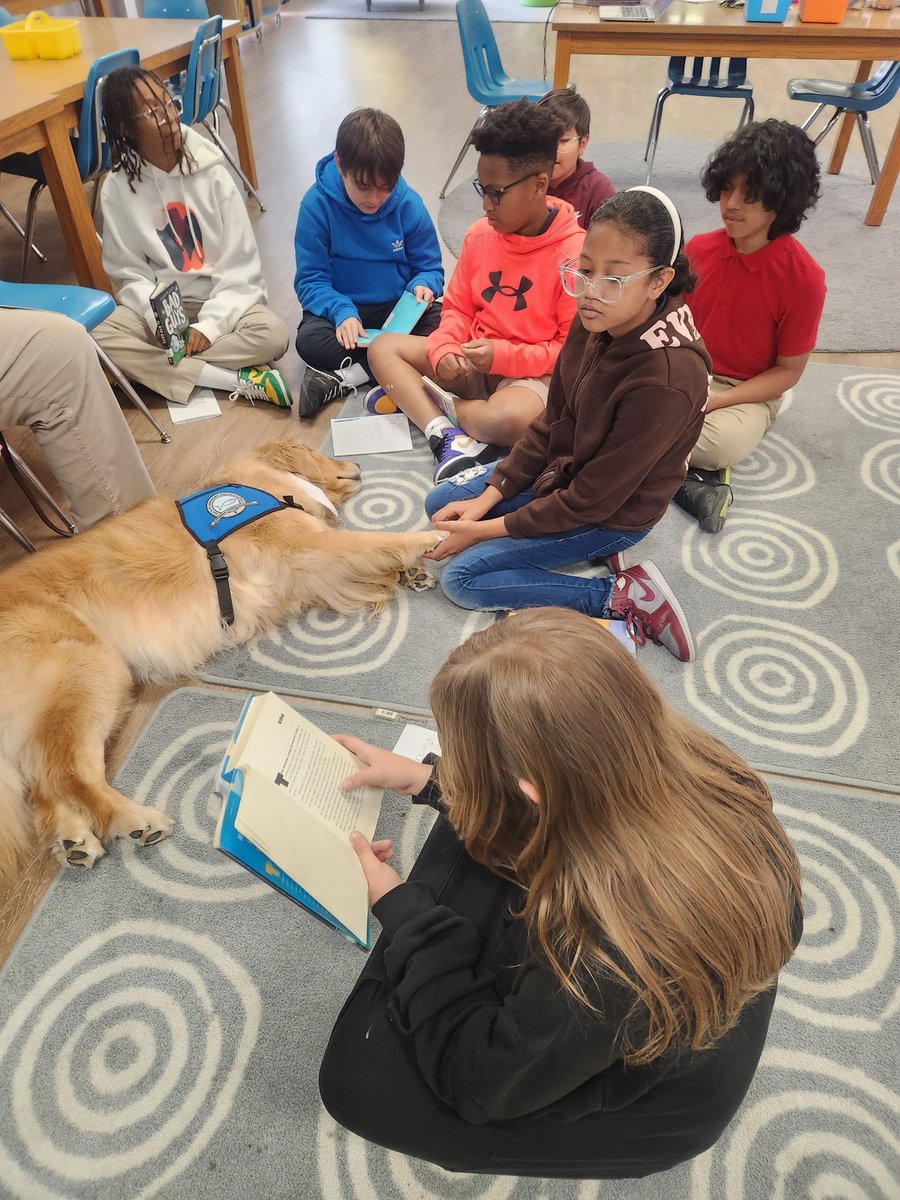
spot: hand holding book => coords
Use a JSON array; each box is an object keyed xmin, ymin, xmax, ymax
[
  {"xmin": 334, "ymin": 734, "xmax": 435, "ymax": 795},
  {"xmin": 349, "ymin": 831, "xmax": 403, "ymax": 907}
]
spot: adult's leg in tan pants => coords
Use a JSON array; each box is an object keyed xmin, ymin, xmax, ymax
[
  {"xmin": 93, "ymin": 301, "xmax": 291, "ymax": 405},
  {"xmin": 690, "ymin": 381, "xmax": 781, "ymax": 471},
  {"xmin": 0, "ymin": 311, "xmax": 156, "ymax": 531}
]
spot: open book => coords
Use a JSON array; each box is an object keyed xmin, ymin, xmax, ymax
[{"xmin": 213, "ymin": 693, "xmax": 382, "ymax": 948}]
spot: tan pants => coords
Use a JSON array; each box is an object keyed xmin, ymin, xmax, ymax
[
  {"xmin": 93, "ymin": 300, "xmax": 290, "ymax": 405},
  {"xmin": 690, "ymin": 376, "xmax": 782, "ymax": 471},
  {"xmin": 1, "ymin": 311, "xmax": 156, "ymax": 531}
]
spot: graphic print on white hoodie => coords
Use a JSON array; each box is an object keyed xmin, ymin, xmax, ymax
[{"xmin": 100, "ymin": 125, "xmax": 268, "ymax": 345}]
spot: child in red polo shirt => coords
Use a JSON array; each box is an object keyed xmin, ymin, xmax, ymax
[{"xmin": 679, "ymin": 120, "xmax": 826, "ymax": 532}]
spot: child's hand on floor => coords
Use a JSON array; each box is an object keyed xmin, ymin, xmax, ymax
[
  {"xmin": 435, "ymin": 352, "xmax": 468, "ymax": 381},
  {"xmin": 185, "ymin": 327, "xmax": 211, "ymax": 356},
  {"xmin": 336, "ymin": 317, "xmax": 365, "ymax": 350}
]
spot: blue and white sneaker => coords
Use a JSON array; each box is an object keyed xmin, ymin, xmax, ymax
[
  {"xmin": 364, "ymin": 386, "xmax": 399, "ymax": 415},
  {"xmin": 430, "ymin": 426, "xmax": 496, "ymax": 483}
]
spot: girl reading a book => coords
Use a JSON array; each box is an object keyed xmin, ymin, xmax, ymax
[
  {"xmin": 421, "ymin": 186, "xmax": 712, "ymax": 663},
  {"xmin": 93, "ymin": 67, "xmax": 293, "ymax": 409},
  {"xmin": 320, "ymin": 608, "xmax": 802, "ymax": 1179}
]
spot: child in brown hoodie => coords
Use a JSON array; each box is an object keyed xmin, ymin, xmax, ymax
[{"xmin": 423, "ymin": 187, "xmax": 711, "ymax": 663}]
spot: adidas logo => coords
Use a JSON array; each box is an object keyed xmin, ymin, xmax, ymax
[{"xmin": 392, "ymin": 239, "xmax": 403, "ymax": 253}]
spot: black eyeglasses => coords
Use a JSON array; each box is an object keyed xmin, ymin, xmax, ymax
[{"xmin": 472, "ymin": 172, "xmax": 539, "ymax": 206}]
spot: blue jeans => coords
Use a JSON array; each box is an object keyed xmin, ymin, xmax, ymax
[{"xmin": 424, "ymin": 466, "xmax": 648, "ymax": 614}]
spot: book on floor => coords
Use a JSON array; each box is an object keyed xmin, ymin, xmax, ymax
[
  {"xmin": 357, "ymin": 292, "xmax": 428, "ymax": 346},
  {"xmin": 212, "ymin": 692, "xmax": 382, "ymax": 948},
  {"xmin": 149, "ymin": 280, "xmax": 190, "ymax": 365}
]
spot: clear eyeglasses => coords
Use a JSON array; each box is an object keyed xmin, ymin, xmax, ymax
[
  {"xmin": 136, "ymin": 97, "xmax": 181, "ymax": 126},
  {"xmin": 558, "ymin": 259, "xmax": 665, "ymax": 305}
]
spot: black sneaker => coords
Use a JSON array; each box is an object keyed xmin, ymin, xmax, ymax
[
  {"xmin": 673, "ymin": 467, "xmax": 733, "ymax": 534},
  {"xmin": 297, "ymin": 364, "xmax": 354, "ymax": 419}
]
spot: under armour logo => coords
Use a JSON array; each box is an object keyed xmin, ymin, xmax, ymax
[{"xmin": 481, "ymin": 271, "xmax": 533, "ymax": 311}]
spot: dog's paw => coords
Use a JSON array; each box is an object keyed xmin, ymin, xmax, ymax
[
  {"xmin": 52, "ymin": 832, "xmax": 106, "ymax": 870},
  {"xmin": 399, "ymin": 565, "xmax": 437, "ymax": 592},
  {"xmin": 116, "ymin": 805, "xmax": 174, "ymax": 848}
]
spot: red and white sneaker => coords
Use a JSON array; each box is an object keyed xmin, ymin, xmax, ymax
[
  {"xmin": 604, "ymin": 545, "xmax": 641, "ymax": 575},
  {"xmin": 608, "ymin": 561, "xmax": 695, "ymax": 662}
]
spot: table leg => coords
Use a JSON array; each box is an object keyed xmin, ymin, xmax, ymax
[
  {"xmin": 828, "ymin": 61, "xmax": 871, "ymax": 177},
  {"xmin": 554, "ymin": 33, "xmax": 572, "ymax": 89},
  {"xmin": 865, "ymin": 110, "xmax": 900, "ymax": 227},
  {"xmin": 38, "ymin": 111, "xmax": 110, "ymax": 291},
  {"xmin": 222, "ymin": 40, "xmax": 259, "ymax": 191}
]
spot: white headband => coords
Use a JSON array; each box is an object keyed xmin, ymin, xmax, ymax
[{"xmin": 625, "ymin": 185, "xmax": 683, "ymax": 265}]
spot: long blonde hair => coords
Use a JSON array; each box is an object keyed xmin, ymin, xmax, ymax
[{"xmin": 429, "ymin": 608, "xmax": 801, "ymax": 1067}]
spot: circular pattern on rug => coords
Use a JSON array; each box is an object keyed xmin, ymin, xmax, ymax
[
  {"xmin": 861, "ymin": 439, "xmax": 900, "ymax": 506},
  {"xmin": 691, "ymin": 1050, "xmax": 900, "ymax": 1200},
  {"xmin": 248, "ymin": 591, "xmax": 411, "ymax": 679},
  {"xmin": 684, "ymin": 617, "xmax": 869, "ymax": 757},
  {"xmin": 838, "ymin": 373, "xmax": 900, "ymax": 432},
  {"xmin": 0, "ymin": 921, "xmax": 261, "ymax": 1200},
  {"xmin": 888, "ymin": 539, "xmax": 900, "ymax": 582},
  {"xmin": 123, "ymin": 721, "xmax": 269, "ymax": 902},
  {"xmin": 729, "ymin": 432, "xmax": 814, "ymax": 500},
  {"xmin": 775, "ymin": 802, "xmax": 899, "ymax": 1031},
  {"xmin": 681, "ymin": 510, "xmax": 837, "ymax": 608},
  {"xmin": 342, "ymin": 463, "xmax": 431, "ymax": 532}
]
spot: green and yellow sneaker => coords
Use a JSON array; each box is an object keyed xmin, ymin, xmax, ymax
[{"xmin": 231, "ymin": 366, "xmax": 293, "ymax": 408}]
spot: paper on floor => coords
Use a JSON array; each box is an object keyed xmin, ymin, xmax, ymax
[
  {"xmin": 330, "ymin": 413, "xmax": 413, "ymax": 456},
  {"xmin": 166, "ymin": 388, "xmax": 222, "ymax": 423}
]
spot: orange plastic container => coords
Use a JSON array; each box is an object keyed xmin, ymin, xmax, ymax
[{"xmin": 798, "ymin": 0, "xmax": 850, "ymax": 22}]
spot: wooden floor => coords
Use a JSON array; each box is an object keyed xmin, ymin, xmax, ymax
[{"xmin": 0, "ymin": 11, "xmax": 897, "ymax": 964}]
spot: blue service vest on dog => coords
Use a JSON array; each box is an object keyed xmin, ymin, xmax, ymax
[{"xmin": 176, "ymin": 484, "xmax": 303, "ymax": 626}]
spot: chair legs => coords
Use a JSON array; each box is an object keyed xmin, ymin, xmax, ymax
[
  {"xmin": 800, "ymin": 102, "xmax": 827, "ymax": 134},
  {"xmin": 92, "ymin": 343, "xmax": 173, "ymax": 445},
  {"xmin": 644, "ymin": 88, "xmax": 670, "ymax": 186},
  {"xmin": 201, "ymin": 118, "xmax": 266, "ymax": 212},
  {"xmin": 440, "ymin": 108, "xmax": 487, "ymax": 200},
  {"xmin": 856, "ymin": 112, "xmax": 880, "ymax": 185},
  {"xmin": 3, "ymin": 441, "xmax": 76, "ymax": 534},
  {"xmin": 738, "ymin": 95, "xmax": 755, "ymax": 130},
  {"xmin": 0, "ymin": 505, "xmax": 36, "ymax": 553},
  {"xmin": 20, "ymin": 179, "xmax": 46, "ymax": 282},
  {"xmin": 0, "ymin": 198, "xmax": 47, "ymax": 264}
]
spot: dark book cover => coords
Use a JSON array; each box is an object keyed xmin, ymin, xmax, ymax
[{"xmin": 149, "ymin": 281, "xmax": 190, "ymax": 365}]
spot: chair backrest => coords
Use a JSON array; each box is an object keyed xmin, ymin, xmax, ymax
[
  {"xmin": 668, "ymin": 57, "xmax": 749, "ymax": 90},
  {"xmin": 455, "ymin": 0, "xmax": 508, "ymax": 107},
  {"xmin": 864, "ymin": 61, "xmax": 900, "ymax": 106},
  {"xmin": 0, "ymin": 7, "xmax": 14, "ymax": 26},
  {"xmin": 142, "ymin": 0, "xmax": 209, "ymax": 18},
  {"xmin": 179, "ymin": 16, "xmax": 223, "ymax": 126},
  {"xmin": 79, "ymin": 48, "xmax": 142, "ymax": 181}
]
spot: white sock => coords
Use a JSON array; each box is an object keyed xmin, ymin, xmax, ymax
[
  {"xmin": 424, "ymin": 415, "xmax": 453, "ymax": 441},
  {"xmin": 336, "ymin": 361, "xmax": 370, "ymax": 387},
  {"xmin": 196, "ymin": 363, "xmax": 240, "ymax": 391}
]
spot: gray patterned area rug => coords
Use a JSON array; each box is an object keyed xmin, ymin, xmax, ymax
[
  {"xmin": 199, "ymin": 394, "xmax": 493, "ymax": 714},
  {"xmin": 0, "ymin": 687, "xmax": 897, "ymax": 1199},
  {"xmin": 438, "ymin": 140, "xmax": 899, "ymax": 353},
  {"xmin": 625, "ymin": 363, "xmax": 900, "ymax": 788}
]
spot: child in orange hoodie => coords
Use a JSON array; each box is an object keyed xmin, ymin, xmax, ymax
[{"xmin": 365, "ymin": 100, "xmax": 585, "ymax": 482}]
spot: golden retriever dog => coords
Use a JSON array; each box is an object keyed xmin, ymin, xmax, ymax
[{"xmin": 0, "ymin": 439, "xmax": 443, "ymax": 880}]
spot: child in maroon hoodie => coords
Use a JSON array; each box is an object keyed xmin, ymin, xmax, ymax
[{"xmin": 538, "ymin": 87, "xmax": 615, "ymax": 231}]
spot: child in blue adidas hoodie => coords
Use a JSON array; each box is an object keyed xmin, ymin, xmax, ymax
[{"xmin": 294, "ymin": 108, "xmax": 444, "ymax": 417}]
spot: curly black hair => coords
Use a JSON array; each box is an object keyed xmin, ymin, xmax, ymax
[
  {"xmin": 590, "ymin": 190, "xmax": 697, "ymax": 298},
  {"xmin": 473, "ymin": 99, "xmax": 564, "ymax": 177},
  {"xmin": 103, "ymin": 66, "xmax": 192, "ymax": 193},
  {"xmin": 701, "ymin": 119, "xmax": 820, "ymax": 240}
]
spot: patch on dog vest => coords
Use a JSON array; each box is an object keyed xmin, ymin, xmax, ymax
[{"xmin": 176, "ymin": 484, "xmax": 303, "ymax": 626}]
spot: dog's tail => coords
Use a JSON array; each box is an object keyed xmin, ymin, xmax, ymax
[{"xmin": 0, "ymin": 759, "xmax": 33, "ymax": 886}]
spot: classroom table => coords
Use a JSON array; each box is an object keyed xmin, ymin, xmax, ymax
[
  {"xmin": 0, "ymin": 17, "xmax": 257, "ymax": 289},
  {"xmin": 551, "ymin": 1, "xmax": 900, "ymax": 225}
]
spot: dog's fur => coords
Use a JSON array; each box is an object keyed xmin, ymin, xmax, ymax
[{"xmin": 0, "ymin": 440, "xmax": 444, "ymax": 880}]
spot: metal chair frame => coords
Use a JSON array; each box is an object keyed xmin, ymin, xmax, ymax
[{"xmin": 0, "ymin": 436, "xmax": 77, "ymax": 554}]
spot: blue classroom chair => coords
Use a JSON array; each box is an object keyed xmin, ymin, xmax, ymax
[
  {"xmin": 644, "ymin": 57, "xmax": 754, "ymax": 185},
  {"xmin": 0, "ymin": 48, "xmax": 140, "ymax": 281},
  {"xmin": 439, "ymin": 0, "xmax": 551, "ymax": 200},
  {"xmin": 0, "ymin": 282, "xmax": 172, "ymax": 443},
  {"xmin": 788, "ymin": 62, "xmax": 900, "ymax": 186}
]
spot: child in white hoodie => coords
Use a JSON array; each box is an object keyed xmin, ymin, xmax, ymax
[{"xmin": 94, "ymin": 67, "xmax": 292, "ymax": 408}]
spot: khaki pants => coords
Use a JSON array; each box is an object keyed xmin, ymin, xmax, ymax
[
  {"xmin": 93, "ymin": 300, "xmax": 290, "ymax": 405},
  {"xmin": 690, "ymin": 376, "xmax": 782, "ymax": 471},
  {"xmin": 0, "ymin": 311, "xmax": 156, "ymax": 531}
]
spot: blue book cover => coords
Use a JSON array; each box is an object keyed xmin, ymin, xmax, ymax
[
  {"xmin": 358, "ymin": 292, "xmax": 428, "ymax": 345},
  {"xmin": 212, "ymin": 695, "xmax": 371, "ymax": 950}
]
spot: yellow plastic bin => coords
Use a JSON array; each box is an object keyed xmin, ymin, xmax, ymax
[{"xmin": 0, "ymin": 11, "xmax": 82, "ymax": 61}]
